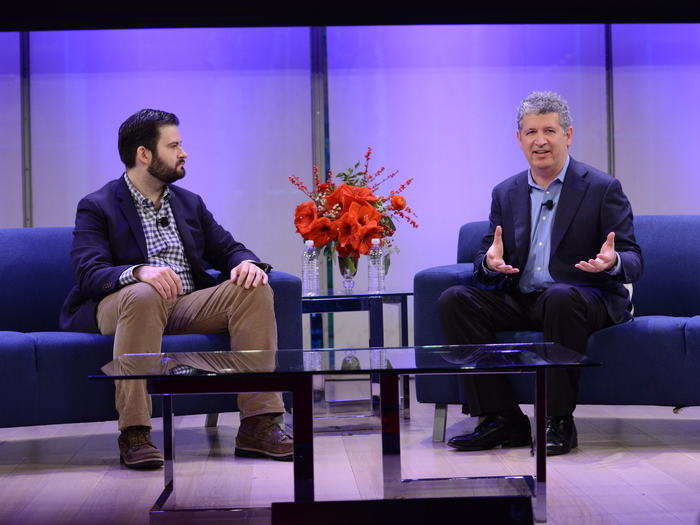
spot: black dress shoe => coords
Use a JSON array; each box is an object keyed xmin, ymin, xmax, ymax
[
  {"xmin": 546, "ymin": 415, "xmax": 578, "ymax": 456},
  {"xmin": 448, "ymin": 413, "xmax": 532, "ymax": 451}
]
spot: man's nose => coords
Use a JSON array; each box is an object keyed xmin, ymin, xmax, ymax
[{"xmin": 180, "ymin": 150, "xmax": 188, "ymax": 159}]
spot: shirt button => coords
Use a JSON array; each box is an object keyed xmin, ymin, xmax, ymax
[
  {"xmin": 546, "ymin": 191, "xmax": 550, "ymax": 195},
  {"xmin": 536, "ymin": 267, "xmax": 541, "ymax": 271},
  {"xmin": 538, "ymin": 242, "xmax": 543, "ymax": 246},
  {"xmin": 542, "ymin": 216, "xmax": 547, "ymax": 220}
]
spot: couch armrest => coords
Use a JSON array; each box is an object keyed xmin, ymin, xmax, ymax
[
  {"xmin": 414, "ymin": 263, "xmax": 475, "ymax": 346},
  {"xmin": 267, "ymin": 271, "xmax": 302, "ymax": 351}
]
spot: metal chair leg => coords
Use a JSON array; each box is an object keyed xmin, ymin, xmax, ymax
[
  {"xmin": 432, "ymin": 403, "xmax": 448, "ymax": 442},
  {"xmin": 205, "ymin": 413, "xmax": 219, "ymax": 428}
]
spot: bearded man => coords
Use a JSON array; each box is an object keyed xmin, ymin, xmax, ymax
[{"xmin": 60, "ymin": 109, "xmax": 292, "ymax": 468}]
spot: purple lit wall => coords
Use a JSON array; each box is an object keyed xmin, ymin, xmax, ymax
[
  {"xmin": 327, "ymin": 25, "xmax": 608, "ymax": 316},
  {"xmin": 29, "ymin": 28, "xmax": 311, "ymax": 274},
  {"xmin": 0, "ymin": 32, "xmax": 22, "ymax": 227},
  {"xmin": 612, "ymin": 24, "xmax": 700, "ymax": 215}
]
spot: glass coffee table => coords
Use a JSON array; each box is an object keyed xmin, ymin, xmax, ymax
[{"xmin": 95, "ymin": 343, "xmax": 599, "ymax": 523}]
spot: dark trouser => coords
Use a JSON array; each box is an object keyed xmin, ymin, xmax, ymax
[{"xmin": 438, "ymin": 283, "xmax": 612, "ymax": 417}]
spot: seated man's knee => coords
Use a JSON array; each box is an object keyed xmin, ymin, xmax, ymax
[
  {"xmin": 540, "ymin": 283, "xmax": 580, "ymax": 309},
  {"xmin": 438, "ymin": 285, "xmax": 478, "ymax": 315},
  {"xmin": 118, "ymin": 282, "xmax": 170, "ymax": 311},
  {"xmin": 221, "ymin": 280, "xmax": 274, "ymax": 306}
]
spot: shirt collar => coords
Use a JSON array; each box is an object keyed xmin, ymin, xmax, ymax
[
  {"xmin": 123, "ymin": 173, "xmax": 171, "ymax": 207},
  {"xmin": 527, "ymin": 155, "xmax": 570, "ymax": 190}
]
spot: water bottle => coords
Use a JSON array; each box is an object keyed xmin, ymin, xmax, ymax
[
  {"xmin": 301, "ymin": 240, "xmax": 320, "ymax": 296},
  {"xmin": 367, "ymin": 238, "xmax": 386, "ymax": 292}
]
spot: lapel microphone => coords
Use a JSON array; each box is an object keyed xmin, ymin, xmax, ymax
[
  {"xmin": 157, "ymin": 216, "xmax": 170, "ymax": 228},
  {"xmin": 543, "ymin": 200, "xmax": 554, "ymax": 210}
]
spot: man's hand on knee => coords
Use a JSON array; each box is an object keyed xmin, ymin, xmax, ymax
[
  {"xmin": 133, "ymin": 265, "xmax": 183, "ymax": 300},
  {"xmin": 230, "ymin": 261, "xmax": 268, "ymax": 289}
]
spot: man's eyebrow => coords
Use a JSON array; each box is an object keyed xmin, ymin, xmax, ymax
[{"xmin": 167, "ymin": 141, "xmax": 181, "ymax": 146}]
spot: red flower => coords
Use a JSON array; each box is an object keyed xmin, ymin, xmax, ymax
[
  {"xmin": 305, "ymin": 217, "xmax": 336, "ymax": 247},
  {"xmin": 357, "ymin": 221, "xmax": 384, "ymax": 255},
  {"xmin": 317, "ymin": 182, "xmax": 335, "ymax": 194},
  {"xmin": 333, "ymin": 213, "xmax": 361, "ymax": 253},
  {"xmin": 326, "ymin": 184, "xmax": 378, "ymax": 212},
  {"xmin": 347, "ymin": 201, "xmax": 381, "ymax": 226},
  {"xmin": 294, "ymin": 201, "xmax": 317, "ymax": 235},
  {"xmin": 390, "ymin": 195, "xmax": 406, "ymax": 211}
]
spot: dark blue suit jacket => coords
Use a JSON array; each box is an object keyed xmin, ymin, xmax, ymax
[
  {"xmin": 59, "ymin": 176, "xmax": 259, "ymax": 332},
  {"xmin": 473, "ymin": 157, "xmax": 643, "ymax": 324}
]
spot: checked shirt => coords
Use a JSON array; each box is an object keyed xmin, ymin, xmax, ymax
[{"xmin": 118, "ymin": 174, "xmax": 195, "ymax": 294}]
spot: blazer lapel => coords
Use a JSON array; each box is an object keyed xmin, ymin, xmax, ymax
[
  {"xmin": 551, "ymin": 159, "xmax": 590, "ymax": 256},
  {"xmin": 115, "ymin": 177, "xmax": 147, "ymax": 260},
  {"xmin": 167, "ymin": 188, "xmax": 196, "ymax": 264},
  {"xmin": 507, "ymin": 172, "xmax": 531, "ymax": 268}
]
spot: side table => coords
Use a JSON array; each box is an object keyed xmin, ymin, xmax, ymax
[{"xmin": 302, "ymin": 290, "xmax": 412, "ymax": 421}]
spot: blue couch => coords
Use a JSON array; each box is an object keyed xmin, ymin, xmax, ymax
[
  {"xmin": 414, "ymin": 215, "xmax": 700, "ymax": 440},
  {"xmin": 0, "ymin": 227, "xmax": 302, "ymax": 429}
]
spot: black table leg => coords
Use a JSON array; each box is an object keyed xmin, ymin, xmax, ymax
[
  {"xmin": 380, "ymin": 372, "xmax": 401, "ymax": 498},
  {"xmin": 400, "ymin": 296, "xmax": 408, "ymax": 347},
  {"xmin": 399, "ymin": 296, "xmax": 410, "ymax": 419},
  {"xmin": 368, "ymin": 297, "xmax": 384, "ymax": 348},
  {"xmin": 310, "ymin": 312, "xmax": 324, "ymax": 350},
  {"xmin": 292, "ymin": 375, "xmax": 315, "ymax": 502},
  {"xmin": 152, "ymin": 394, "xmax": 174, "ymax": 511},
  {"xmin": 534, "ymin": 369, "xmax": 547, "ymax": 522}
]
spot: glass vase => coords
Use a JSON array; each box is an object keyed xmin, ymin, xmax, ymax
[{"xmin": 338, "ymin": 255, "xmax": 359, "ymax": 293}]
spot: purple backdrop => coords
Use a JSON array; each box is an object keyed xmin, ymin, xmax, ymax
[
  {"xmin": 0, "ymin": 32, "xmax": 22, "ymax": 227},
  {"xmin": 28, "ymin": 28, "xmax": 311, "ymax": 277},
  {"xmin": 613, "ymin": 24, "xmax": 700, "ymax": 215}
]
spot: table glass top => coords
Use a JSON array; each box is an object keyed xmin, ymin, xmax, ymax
[
  {"xmin": 302, "ymin": 289, "xmax": 412, "ymax": 299},
  {"xmin": 95, "ymin": 343, "xmax": 599, "ymax": 380}
]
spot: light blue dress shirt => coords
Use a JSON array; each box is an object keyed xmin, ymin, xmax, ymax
[{"xmin": 518, "ymin": 157, "xmax": 570, "ymax": 292}]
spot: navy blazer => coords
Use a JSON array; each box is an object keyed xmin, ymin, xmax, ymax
[
  {"xmin": 473, "ymin": 157, "xmax": 643, "ymax": 324},
  {"xmin": 59, "ymin": 176, "xmax": 259, "ymax": 332}
]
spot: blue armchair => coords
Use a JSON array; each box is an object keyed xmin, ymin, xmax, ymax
[{"xmin": 414, "ymin": 215, "xmax": 700, "ymax": 441}]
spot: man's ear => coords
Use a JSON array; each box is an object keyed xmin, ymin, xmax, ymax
[{"xmin": 136, "ymin": 146, "xmax": 152, "ymax": 166}]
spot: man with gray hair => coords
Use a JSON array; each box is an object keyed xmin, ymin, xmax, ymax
[{"xmin": 439, "ymin": 91, "xmax": 642, "ymax": 455}]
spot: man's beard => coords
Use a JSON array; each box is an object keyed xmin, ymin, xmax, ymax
[{"xmin": 148, "ymin": 153, "xmax": 185, "ymax": 184}]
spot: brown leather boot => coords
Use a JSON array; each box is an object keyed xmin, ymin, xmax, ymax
[
  {"xmin": 118, "ymin": 426, "xmax": 164, "ymax": 469},
  {"xmin": 235, "ymin": 413, "xmax": 294, "ymax": 461}
]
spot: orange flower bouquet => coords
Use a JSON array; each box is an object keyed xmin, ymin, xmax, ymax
[{"xmin": 290, "ymin": 147, "xmax": 417, "ymax": 289}]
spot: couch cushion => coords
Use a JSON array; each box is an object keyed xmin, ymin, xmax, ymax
[
  {"xmin": 30, "ymin": 332, "xmax": 234, "ymax": 425},
  {"xmin": 0, "ymin": 332, "xmax": 39, "ymax": 427},
  {"xmin": 631, "ymin": 215, "xmax": 700, "ymax": 317},
  {"xmin": 0, "ymin": 227, "xmax": 74, "ymax": 332},
  {"xmin": 580, "ymin": 316, "xmax": 696, "ymax": 405},
  {"xmin": 457, "ymin": 221, "xmax": 489, "ymax": 264}
]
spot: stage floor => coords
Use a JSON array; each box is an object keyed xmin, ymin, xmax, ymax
[{"xmin": 1, "ymin": 380, "xmax": 699, "ymax": 524}]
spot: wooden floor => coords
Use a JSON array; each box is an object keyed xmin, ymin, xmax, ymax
[{"xmin": 1, "ymin": 382, "xmax": 699, "ymax": 524}]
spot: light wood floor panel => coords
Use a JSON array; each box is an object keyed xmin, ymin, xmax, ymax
[{"xmin": 1, "ymin": 386, "xmax": 699, "ymax": 524}]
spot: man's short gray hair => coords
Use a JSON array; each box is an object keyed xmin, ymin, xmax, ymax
[{"xmin": 516, "ymin": 91, "xmax": 572, "ymax": 131}]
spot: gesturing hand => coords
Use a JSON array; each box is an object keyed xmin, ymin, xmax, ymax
[
  {"xmin": 485, "ymin": 225, "xmax": 520, "ymax": 274},
  {"xmin": 574, "ymin": 232, "xmax": 617, "ymax": 273},
  {"xmin": 230, "ymin": 261, "xmax": 268, "ymax": 289},
  {"xmin": 134, "ymin": 265, "xmax": 184, "ymax": 300}
]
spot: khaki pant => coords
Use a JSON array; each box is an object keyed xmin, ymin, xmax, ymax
[{"xmin": 97, "ymin": 280, "xmax": 285, "ymax": 430}]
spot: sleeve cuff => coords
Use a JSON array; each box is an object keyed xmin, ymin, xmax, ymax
[
  {"xmin": 482, "ymin": 258, "xmax": 499, "ymax": 276},
  {"xmin": 606, "ymin": 252, "xmax": 623, "ymax": 276},
  {"xmin": 119, "ymin": 265, "xmax": 142, "ymax": 286}
]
